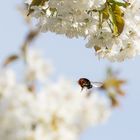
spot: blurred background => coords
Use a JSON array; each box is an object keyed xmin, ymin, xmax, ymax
[{"xmin": 0, "ymin": 0, "xmax": 140, "ymax": 140}]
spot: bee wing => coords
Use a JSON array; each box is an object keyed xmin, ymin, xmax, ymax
[{"xmin": 91, "ymin": 82, "xmax": 103, "ymax": 88}]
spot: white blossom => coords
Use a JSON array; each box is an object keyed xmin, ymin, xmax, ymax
[{"xmin": 25, "ymin": 49, "xmax": 53, "ymax": 82}]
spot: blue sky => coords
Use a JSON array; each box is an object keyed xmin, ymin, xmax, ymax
[{"xmin": 1, "ymin": 1, "xmax": 140, "ymax": 140}]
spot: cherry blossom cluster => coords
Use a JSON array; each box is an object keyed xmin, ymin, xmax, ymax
[
  {"xmin": 25, "ymin": 0, "xmax": 140, "ymax": 61},
  {"xmin": 0, "ymin": 48, "xmax": 111, "ymax": 140}
]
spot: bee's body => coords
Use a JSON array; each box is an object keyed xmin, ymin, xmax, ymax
[
  {"xmin": 78, "ymin": 78, "xmax": 103, "ymax": 91},
  {"xmin": 78, "ymin": 78, "xmax": 93, "ymax": 90}
]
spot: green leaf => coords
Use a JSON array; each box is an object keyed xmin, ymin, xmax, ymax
[
  {"xmin": 27, "ymin": 0, "xmax": 48, "ymax": 16},
  {"xmin": 30, "ymin": 0, "xmax": 47, "ymax": 6},
  {"xmin": 113, "ymin": 4, "xmax": 124, "ymax": 16},
  {"xmin": 109, "ymin": 4, "xmax": 125, "ymax": 36},
  {"xmin": 115, "ymin": 14, "xmax": 125, "ymax": 35},
  {"xmin": 114, "ymin": 1, "xmax": 130, "ymax": 8},
  {"xmin": 108, "ymin": 0, "xmax": 130, "ymax": 8},
  {"xmin": 102, "ymin": 7, "xmax": 109, "ymax": 20},
  {"xmin": 113, "ymin": 5, "xmax": 124, "ymax": 35}
]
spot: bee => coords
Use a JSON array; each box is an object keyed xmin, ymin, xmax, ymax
[{"xmin": 78, "ymin": 78, "xmax": 103, "ymax": 91}]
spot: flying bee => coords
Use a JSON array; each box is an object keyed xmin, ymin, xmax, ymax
[{"xmin": 78, "ymin": 78, "xmax": 103, "ymax": 91}]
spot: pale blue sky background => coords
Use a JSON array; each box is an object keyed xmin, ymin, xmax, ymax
[{"xmin": 0, "ymin": 1, "xmax": 140, "ymax": 140}]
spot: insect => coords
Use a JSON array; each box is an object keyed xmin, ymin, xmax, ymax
[{"xmin": 78, "ymin": 78, "xmax": 103, "ymax": 91}]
